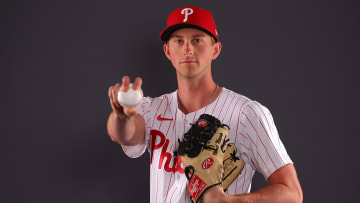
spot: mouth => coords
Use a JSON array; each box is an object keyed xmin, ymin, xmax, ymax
[{"xmin": 180, "ymin": 60, "xmax": 197, "ymax": 64}]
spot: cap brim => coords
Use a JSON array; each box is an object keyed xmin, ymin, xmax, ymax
[{"xmin": 160, "ymin": 24, "xmax": 218, "ymax": 42}]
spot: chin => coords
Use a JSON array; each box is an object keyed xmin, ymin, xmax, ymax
[{"xmin": 179, "ymin": 70, "xmax": 203, "ymax": 79}]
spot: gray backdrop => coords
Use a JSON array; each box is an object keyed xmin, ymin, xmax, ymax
[{"xmin": 1, "ymin": 0, "xmax": 359, "ymax": 202}]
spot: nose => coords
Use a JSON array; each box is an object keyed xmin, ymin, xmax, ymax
[{"xmin": 184, "ymin": 41, "xmax": 193, "ymax": 56}]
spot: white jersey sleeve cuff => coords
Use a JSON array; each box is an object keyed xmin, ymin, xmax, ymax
[{"xmin": 121, "ymin": 143, "xmax": 147, "ymax": 158}]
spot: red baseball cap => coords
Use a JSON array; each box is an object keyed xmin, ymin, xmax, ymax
[{"xmin": 160, "ymin": 6, "xmax": 219, "ymax": 42}]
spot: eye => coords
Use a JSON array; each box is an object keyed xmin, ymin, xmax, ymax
[
  {"xmin": 193, "ymin": 38, "xmax": 201, "ymax": 43},
  {"xmin": 175, "ymin": 39, "xmax": 183, "ymax": 44}
]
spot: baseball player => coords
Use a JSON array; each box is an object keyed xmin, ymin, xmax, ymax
[{"xmin": 107, "ymin": 6, "xmax": 303, "ymax": 203}]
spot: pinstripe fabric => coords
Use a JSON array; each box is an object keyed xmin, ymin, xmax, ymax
[{"xmin": 121, "ymin": 88, "xmax": 293, "ymax": 203}]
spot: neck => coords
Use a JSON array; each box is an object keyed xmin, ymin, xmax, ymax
[{"xmin": 177, "ymin": 74, "xmax": 220, "ymax": 114}]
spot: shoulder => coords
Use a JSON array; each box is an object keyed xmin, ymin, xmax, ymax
[
  {"xmin": 139, "ymin": 91, "xmax": 177, "ymax": 122},
  {"xmin": 224, "ymin": 88, "xmax": 269, "ymax": 110},
  {"xmin": 238, "ymin": 98, "xmax": 276, "ymax": 136},
  {"xmin": 221, "ymin": 87, "xmax": 253, "ymax": 109},
  {"xmin": 242, "ymin": 100, "xmax": 272, "ymax": 123},
  {"xmin": 221, "ymin": 88, "xmax": 273, "ymax": 123},
  {"xmin": 146, "ymin": 91, "xmax": 176, "ymax": 107},
  {"xmin": 140, "ymin": 91, "xmax": 177, "ymax": 113},
  {"xmin": 221, "ymin": 88, "xmax": 248, "ymax": 101}
]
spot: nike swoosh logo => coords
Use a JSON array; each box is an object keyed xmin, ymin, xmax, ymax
[{"xmin": 157, "ymin": 114, "xmax": 173, "ymax": 121}]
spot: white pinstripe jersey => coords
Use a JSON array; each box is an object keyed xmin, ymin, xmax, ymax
[{"xmin": 122, "ymin": 87, "xmax": 293, "ymax": 203}]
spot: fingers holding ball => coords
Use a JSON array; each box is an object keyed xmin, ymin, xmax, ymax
[{"xmin": 117, "ymin": 83, "xmax": 143, "ymax": 108}]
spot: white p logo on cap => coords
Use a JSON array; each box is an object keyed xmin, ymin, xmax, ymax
[{"xmin": 181, "ymin": 8, "xmax": 193, "ymax": 22}]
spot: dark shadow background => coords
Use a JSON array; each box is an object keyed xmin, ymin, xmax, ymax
[{"xmin": 1, "ymin": 0, "xmax": 359, "ymax": 202}]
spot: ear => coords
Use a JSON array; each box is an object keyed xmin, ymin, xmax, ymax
[
  {"xmin": 163, "ymin": 43, "xmax": 172, "ymax": 61},
  {"xmin": 212, "ymin": 42, "xmax": 222, "ymax": 60}
]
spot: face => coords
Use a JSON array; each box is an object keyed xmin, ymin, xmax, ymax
[{"xmin": 163, "ymin": 28, "xmax": 222, "ymax": 80}]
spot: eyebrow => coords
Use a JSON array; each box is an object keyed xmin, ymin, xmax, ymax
[{"xmin": 171, "ymin": 35, "xmax": 183, "ymax": 38}]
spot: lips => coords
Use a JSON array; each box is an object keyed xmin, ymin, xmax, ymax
[{"xmin": 180, "ymin": 60, "xmax": 197, "ymax": 64}]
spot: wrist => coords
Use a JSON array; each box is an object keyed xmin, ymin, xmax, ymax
[{"xmin": 114, "ymin": 111, "xmax": 131, "ymax": 121}]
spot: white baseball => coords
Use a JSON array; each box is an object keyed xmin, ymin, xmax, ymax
[{"xmin": 117, "ymin": 83, "xmax": 143, "ymax": 108}]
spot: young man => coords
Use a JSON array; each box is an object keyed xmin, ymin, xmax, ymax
[{"xmin": 107, "ymin": 6, "xmax": 303, "ymax": 203}]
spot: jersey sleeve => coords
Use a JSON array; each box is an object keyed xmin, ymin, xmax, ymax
[
  {"xmin": 240, "ymin": 101, "xmax": 293, "ymax": 179},
  {"xmin": 121, "ymin": 96, "xmax": 153, "ymax": 158}
]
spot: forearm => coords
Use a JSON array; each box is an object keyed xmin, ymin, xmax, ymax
[
  {"xmin": 106, "ymin": 111, "xmax": 145, "ymax": 146},
  {"xmin": 227, "ymin": 183, "xmax": 302, "ymax": 203}
]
